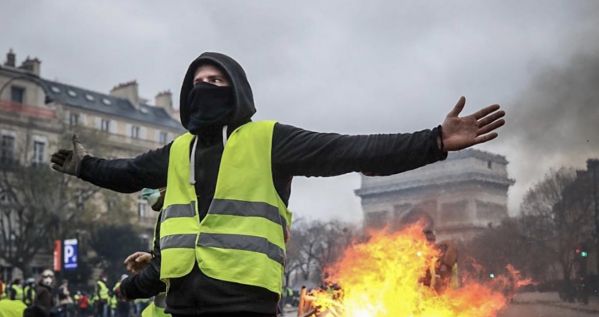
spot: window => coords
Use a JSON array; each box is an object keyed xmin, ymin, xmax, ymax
[
  {"xmin": 1, "ymin": 135, "xmax": 15, "ymax": 163},
  {"xmin": 10, "ymin": 86, "xmax": 25, "ymax": 103},
  {"xmin": 138, "ymin": 201, "xmax": 149, "ymax": 218},
  {"xmin": 159, "ymin": 131, "xmax": 168, "ymax": 144},
  {"xmin": 487, "ymin": 161, "xmax": 493, "ymax": 169},
  {"xmin": 32, "ymin": 141, "xmax": 45, "ymax": 164},
  {"xmin": 131, "ymin": 125, "xmax": 140, "ymax": 139},
  {"xmin": 69, "ymin": 113, "xmax": 80, "ymax": 127},
  {"xmin": 101, "ymin": 119, "xmax": 111, "ymax": 132},
  {"xmin": 0, "ymin": 187, "xmax": 8, "ymax": 204}
]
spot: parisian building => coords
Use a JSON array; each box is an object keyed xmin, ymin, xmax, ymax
[{"xmin": 0, "ymin": 49, "xmax": 184, "ymax": 279}]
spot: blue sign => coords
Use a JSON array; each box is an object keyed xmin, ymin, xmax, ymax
[{"xmin": 63, "ymin": 239, "xmax": 78, "ymax": 270}]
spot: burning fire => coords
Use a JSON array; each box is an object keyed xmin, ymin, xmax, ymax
[{"xmin": 308, "ymin": 224, "xmax": 530, "ymax": 317}]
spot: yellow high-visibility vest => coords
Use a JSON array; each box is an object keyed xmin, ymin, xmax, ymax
[
  {"xmin": 159, "ymin": 121, "xmax": 292, "ymax": 295},
  {"xmin": 0, "ymin": 299, "xmax": 26, "ymax": 317},
  {"xmin": 141, "ymin": 293, "xmax": 170, "ymax": 317},
  {"xmin": 97, "ymin": 280, "xmax": 110, "ymax": 301}
]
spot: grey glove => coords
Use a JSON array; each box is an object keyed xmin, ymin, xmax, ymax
[{"xmin": 50, "ymin": 134, "xmax": 89, "ymax": 176}]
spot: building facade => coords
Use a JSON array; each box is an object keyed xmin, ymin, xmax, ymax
[
  {"xmin": 0, "ymin": 49, "xmax": 184, "ymax": 279},
  {"xmin": 355, "ymin": 149, "xmax": 514, "ymax": 242}
]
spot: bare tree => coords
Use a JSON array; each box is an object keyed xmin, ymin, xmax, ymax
[
  {"xmin": 519, "ymin": 168, "xmax": 594, "ymax": 283},
  {"xmin": 0, "ymin": 162, "xmax": 98, "ymax": 276},
  {"xmin": 463, "ymin": 218, "xmax": 550, "ymax": 282},
  {"xmin": 285, "ymin": 219, "xmax": 355, "ymax": 287},
  {"xmin": 0, "ymin": 129, "xmax": 133, "ymax": 277}
]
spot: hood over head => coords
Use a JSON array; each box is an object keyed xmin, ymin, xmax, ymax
[{"xmin": 179, "ymin": 52, "xmax": 255, "ymax": 131}]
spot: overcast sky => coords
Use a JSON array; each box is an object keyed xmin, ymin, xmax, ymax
[{"xmin": 2, "ymin": 1, "xmax": 598, "ymax": 223}]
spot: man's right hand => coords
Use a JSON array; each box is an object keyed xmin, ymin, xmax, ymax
[
  {"xmin": 123, "ymin": 252, "xmax": 153, "ymax": 274},
  {"xmin": 50, "ymin": 134, "xmax": 89, "ymax": 176}
]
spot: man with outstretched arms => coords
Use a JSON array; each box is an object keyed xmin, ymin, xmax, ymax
[{"xmin": 51, "ymin": 52, "xmax": 505, "ymax": 316}]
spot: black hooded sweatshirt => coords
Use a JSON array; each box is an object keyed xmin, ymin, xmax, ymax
[{"xmin": 80, "ymin": 52, "xmax": 447, "ymax": 315}]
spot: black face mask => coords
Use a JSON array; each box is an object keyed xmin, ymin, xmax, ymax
[{"xmin": 186, "ymin": 82, "xmax": 234, "ymax": 134}]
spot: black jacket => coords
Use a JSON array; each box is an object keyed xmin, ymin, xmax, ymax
[{"xmin": 80, "ymin": 52, "xmax": 446, "ymax": 315}]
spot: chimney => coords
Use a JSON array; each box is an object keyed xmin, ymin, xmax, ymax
[
  {"xmin": 19, "ymin": 56, "xmax": 41, "ymax": 76},
  {"xmin": 4, "ymin": 49, "xmax": 16, "ymax": 67},
  {"xmin": 110, "ymin": 80, "xmax": 140, "ymax": 109},
  {"xmin": 154, "ymin": 90, "xmax": 176, "ymax": 116}
]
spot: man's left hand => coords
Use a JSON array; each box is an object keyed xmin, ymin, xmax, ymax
[{"xmin": 441, "ymin": 96, "xmax": 505, "ymax": 151}]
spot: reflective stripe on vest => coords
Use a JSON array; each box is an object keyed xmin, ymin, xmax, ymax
[
  {"xmin": 198, "ymin": 232, "xmax": 285, "ymax": 265},
  {"xmin": 159, "ymin": 121, "xmax": 292, "ymax": 294}
]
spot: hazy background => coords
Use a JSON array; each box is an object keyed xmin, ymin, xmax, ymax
[{"xmin": 2, "ymin": 0, "xmax": 598, "ymax": 223}]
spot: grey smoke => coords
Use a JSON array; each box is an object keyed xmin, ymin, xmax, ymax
[{"xmin": 501, "ymin": 46, "xmax": 599, "ymax": 213}]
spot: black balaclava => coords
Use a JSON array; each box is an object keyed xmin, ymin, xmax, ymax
[
  {"xmin": 180, "ymin": 52, "xmax": 256, "ymax": 134},
  {"xmin": 186, "ymin": 82, "xmax": 234, "ymax": 134}
]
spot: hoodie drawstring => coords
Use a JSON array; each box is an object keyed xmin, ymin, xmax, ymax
[
  {"xmin": 190, "ymin": 126, "xmax": 227, "ymax": 185},
  {"xmin": 189, "ymin": 136, "xmax": 198, "ymax": 185},
  {"xmin": 222, "ymin": 125, "xmax": 228, "ymax": 147}
]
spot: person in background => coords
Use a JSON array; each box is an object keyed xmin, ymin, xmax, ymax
[
  {"xmin": 399, "ymin": 210, "xmax": 458, "ymax": 292},
  {"xmin": 58, "ymin": 280, "xmax": 73, "ymax": 317},
  {"xmin": 25, "ymin": 269, "xmax": 56, "ymax": 317},
  {"xmin": 95, "ymin": 274, "xmax": 110, "ymax": 317},
  {"xmin": 120, "ymin": 188, "xmax": 169, "ymax": 317},
  {"xmin": 7, "ymin": 278, "xmax": 24, "ymax": 301},
  {"xmin": 76, "ymin": 291, "xmax": 90, "ymax": 317},
  {"xmin": 0, "ymin": 295, "xmax": 27, "ymax": 317},
  {"xmin": 113, "ymin": 275, "xmax": 131, "ymax": 317},
  {"xmin": 0, "ymin": 276, "xmax": 5, "ymax": 299},
  {"xmin": 24, "ymin": 278, "xmax": 37, "ymax": 306}
]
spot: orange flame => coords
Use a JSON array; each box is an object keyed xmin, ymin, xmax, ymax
[{"xmin": 309, "ymin": 224, "xmax": 530, "ymax": 317}]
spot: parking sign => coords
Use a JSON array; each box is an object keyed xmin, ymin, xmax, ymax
[{"xmin": 63, "ymin": 239, "xmax": 78, "ymax": 270}]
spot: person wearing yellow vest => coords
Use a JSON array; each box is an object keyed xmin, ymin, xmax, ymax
[
  {"xmin": 23, "ymin": 278, "xmax": 36, "ymax": 306},
  {"xmin": 95, "ymin": 275, "xmax": 110, "ymax": 317},
  {"xmin": 118, "ymin": 188, "xmax": 169, "ymax": 317},
  {"xmin": 140, "ymin": 293, "xmax": 169, "ymax": 317},
  {"xmin": 51, "ymin": 52, "xmax": 505, "ymax": 316},
  {"xmin": 409, "ymin": 213, "xmax": 459, "ymax": 293},
  {"xmin": 0, "ymin": 298, "xmax": 27, "ymax": 317},
  {"xmin": 7, "ymin": 278, "xmax": 23, "ymax": 301}
]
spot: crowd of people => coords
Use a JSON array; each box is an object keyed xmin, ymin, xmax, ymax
[{"xmin": 0, "ymin": 272, "xmax": 153, "ymax": 317}]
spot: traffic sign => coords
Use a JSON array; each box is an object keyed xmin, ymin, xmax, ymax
[{"xmin": 63, "ymin": 239, "xmax": 78, "ymax": 270}]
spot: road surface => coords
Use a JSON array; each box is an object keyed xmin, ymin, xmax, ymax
[{"xmin": 284, "ymin": 302, "xmax": 598, "ymax": 317}]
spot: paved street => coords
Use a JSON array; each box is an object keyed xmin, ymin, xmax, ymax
[
  {"xmin": 285, "ymin": 304, "xmax": 598, "ymax": 317},
  {"xmin": 500, "ymin": 302, "xmax": 598, "ymax": 317},
  {"xmin": 283, "ymin": 292, "xmax": 599, "ymax": 317}
]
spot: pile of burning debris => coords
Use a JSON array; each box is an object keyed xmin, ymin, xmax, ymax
[{"xmin": 296, "ymin": 224, "xmax": 531, "ymax": 317}]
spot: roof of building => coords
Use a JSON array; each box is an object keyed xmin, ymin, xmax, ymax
[
  {"xmin": 0, "ymin": 65, "xmax": 183, "ymax": 131},
  {"xmin": 356, "ymin": 148, "xmax": 514, "ymax": 197},
  {"xmin": 355, "ymin": 171, "xmax": 515, "ymax": 197},
  {"xmin": 451, "ymin": 148, "xmax": 508, "ymax": 164},
  {"xmin": 42, "ymin": 79, "xmax": 182, "ymax": 130}
]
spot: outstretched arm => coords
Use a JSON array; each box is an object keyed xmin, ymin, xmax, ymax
[
  {"xmin": 273, "ymin": 97, "xmax": 504, "ymax": 177},
  {"xmin": 50, "ymin": 135, "xmax": 171, "ymax": 193}
]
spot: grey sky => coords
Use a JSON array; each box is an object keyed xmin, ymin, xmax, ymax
[{"xmin": 2, "ymin": 1, "xmax": 597, "ymax": 223}]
